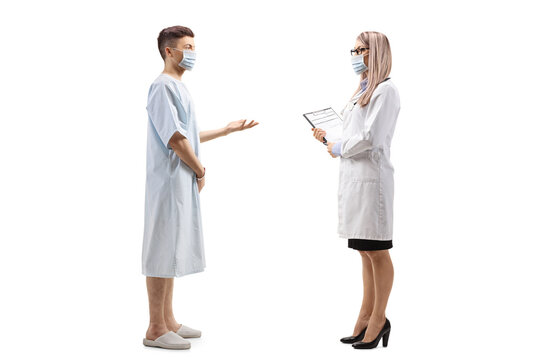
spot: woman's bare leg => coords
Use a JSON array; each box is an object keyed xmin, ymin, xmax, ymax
[
  {"xmin": 352, "ymin": 251, "xmax": 376, "ymax": 336},
  {"xmin": 362, "ymin": 249, "xmax": 394, "ymax": 342}
]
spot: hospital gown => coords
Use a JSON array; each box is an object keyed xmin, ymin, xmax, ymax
[{"xmin": 142, "ymin": 73, "xmax": 205, "ymax": 277}]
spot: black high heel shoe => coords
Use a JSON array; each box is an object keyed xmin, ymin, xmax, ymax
[
  {"xmin": 352, "ymin": 318, "xmax": 391, "ymax": 349},
  {"xmin": 340, "ymin": 327, "xmax": 367, "ymax": 344}
]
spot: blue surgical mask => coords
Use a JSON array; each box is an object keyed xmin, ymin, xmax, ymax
[
  {"xmin": 173, "ymin": 48, "xmax": 196, "ymax": 71},
  {"xmin": 351, "ymin": 54, "xmax": 368, "ymax": 75}
]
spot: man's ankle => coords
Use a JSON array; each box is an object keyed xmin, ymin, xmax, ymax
[
  {"xmin": 165, "ymin": 322, "xmax": 181, "ymax": 331},
  {"xmin": 146, "ymin": 324, "xmax": 169, "ymax": 340}
]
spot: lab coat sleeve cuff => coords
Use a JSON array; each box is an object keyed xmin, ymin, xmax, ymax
[{"xmin": 331, "ymin": 141, "xmax": 342, "ymax": 156}]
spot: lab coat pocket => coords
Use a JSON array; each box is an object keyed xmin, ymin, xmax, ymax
[
  {"xmin": 340, "ymin": 179, "xmax": 380, "ymax": 236},
  {"xmin": 348, "ymin": 153, "xmax": 380, "ymax": 182}
]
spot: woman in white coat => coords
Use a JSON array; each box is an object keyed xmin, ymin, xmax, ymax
[{"xmin": 313, "ymin": 31, "xmax": 400, "ymax": 350}]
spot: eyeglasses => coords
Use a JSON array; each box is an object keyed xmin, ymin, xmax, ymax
[{"xmin": 350, "ymin": 47, "xmax": 369, "ymax": 56}]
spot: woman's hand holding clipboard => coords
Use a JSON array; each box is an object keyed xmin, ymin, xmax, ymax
[
  {"xmin": 303, "ymin": 107, "xmax": 343, "ymax": 146},
  {"xmin": 311, "ymin": 128, "xmax": 328, "ymax": 144}
]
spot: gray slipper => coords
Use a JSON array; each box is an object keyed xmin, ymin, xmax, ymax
[
  {"xmin": 176, "ymin": 324, "xmax": 202, "ymax": 338},
  {"xmin": 143, "ymin": 331, "xmax": 191, "ymax": 350}
]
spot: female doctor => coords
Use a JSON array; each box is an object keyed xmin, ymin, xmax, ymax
[{"xmin": 312, "ymin": 31, "xmax": 400, "ymax": 350}]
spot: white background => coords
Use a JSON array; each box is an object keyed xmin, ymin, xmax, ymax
[{"xmin": 1, "ymin": 0, "xmax": 539, "ymax": 358}]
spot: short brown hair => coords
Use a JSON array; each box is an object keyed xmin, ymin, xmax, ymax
[{"xmin": 157, "ymin": 26, "xmax": 194, "ymax": 60}]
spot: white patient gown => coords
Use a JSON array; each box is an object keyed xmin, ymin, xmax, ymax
[{"xmin": 142, "ymin": 73, "xmax": 205, "ymax": 278}]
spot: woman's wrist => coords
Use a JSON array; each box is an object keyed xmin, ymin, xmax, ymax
[{"xmin": 331, "ymin": 141, "xmax": 342, "ymax": 156}]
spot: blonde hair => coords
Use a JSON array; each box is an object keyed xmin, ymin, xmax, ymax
[{"xmin": 354, "ymin": 31, "xmax": 393, "ymax": 107}]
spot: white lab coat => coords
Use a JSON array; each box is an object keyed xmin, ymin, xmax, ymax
[{"xmin": 337, "ymin": 79, "xmax": 400, "ymax": 240}]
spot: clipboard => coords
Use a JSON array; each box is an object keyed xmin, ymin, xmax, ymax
[{"xmin": 303, "ymin": 107, "xmax": 343, "ymax": 145}]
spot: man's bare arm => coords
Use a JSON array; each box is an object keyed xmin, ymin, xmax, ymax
[
  {"xmin": 199, "ymin": 127, "xmax": 230, "ymax": 143},
  {"xmin": 168, "ymin": 131, "xmax": 205, "ymax": 177},
  {"xmin": 199, "ymin": 119, "xmax": 259, "ymax": 143}
]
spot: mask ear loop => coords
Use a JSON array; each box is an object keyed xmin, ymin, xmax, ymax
[{"xmin": 171, "ymin": 47, "xmax": 188, "ymax": 64}]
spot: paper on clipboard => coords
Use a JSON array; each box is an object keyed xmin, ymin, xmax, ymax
[{"xmin": 303, "ymin": 107, "xmax": 342, "ymax": 143}]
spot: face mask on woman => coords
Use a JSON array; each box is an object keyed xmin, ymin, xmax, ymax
[{"xmin": 351, "ymin": 54, "xmax": 368, "ymax": 75}]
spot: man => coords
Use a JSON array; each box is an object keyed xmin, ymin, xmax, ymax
[{"xmin": 142, "ymin": 25, "xmax": 258, "ymax": 350}]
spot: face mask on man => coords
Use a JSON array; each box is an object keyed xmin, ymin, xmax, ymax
[
  {"xmin": 172, "ymin": 48, "xmax": 196, "ymax": 71},
  {"xmin": 351, "ymin": 53, "xmax": 368, "ymax": 75}
]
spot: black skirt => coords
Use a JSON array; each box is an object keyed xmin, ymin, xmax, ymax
[{"xmin": 348, "ymin": 238, "xmax": 393, "ymax": 251}]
